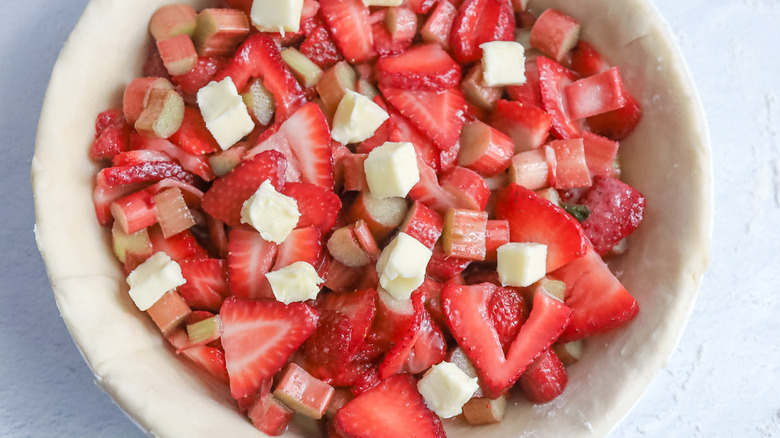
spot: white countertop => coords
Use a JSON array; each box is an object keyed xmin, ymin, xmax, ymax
[{"xmin": 2, "ymin": 0, "xmax": 778, "ymax": 436}]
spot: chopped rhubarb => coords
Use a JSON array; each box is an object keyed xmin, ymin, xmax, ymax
[
  {"xmin": 153, "ymin": 187, "xmax": 196, "ymax": 238},
  {"xmin": 193, "ymin": 8, "xmax": 250, "ymax": 57},
  {"xmin": 548, "ymin": 138, "xmax": 592, "ymax": 189},
  {"xmin": 485, "ymin": 219, "xmax": 510, "ymax": 262},
  {"xmin": 122, "ymin": 77, "xmax": 174, "ymax": 125},
  {"xmin": 529, "ymin": 8, "xmax": 580, "ymax": 62},
  {"xmin": 490, "ymin": 99, "xmax": 552, "ymax": 153},
  {"xmin": 316, "ymin": 61, "xmax": 357, "ymax": 114},
  {"xmin": 149, "ymin": 4, "xmax": 197, "ymax": 41},
  {"xmin": 421, "ymin": 0, "xmax": 457, "ymax": 50},
  {"xmin": 442, "ymin": 208, "xmax": 488, "ymax": 261},
  {"xmin": 460, "ymin": 64, "xmax": 501, "ymax": 110},
  {"xmin": 156, "ymin": 34, "xmax": 198, "ymax": 76},
  {"xmin": 458, "ymin": 120, "xmax": 514, "ymax": 177},
  {"xmin": 134, "ymin": 88, "xmax": 185, "ymax": 139},
  {"xmin": 186, "ymin": 314, "xmax": 222, "ymax": 346},
  {"xmin": 398, "ymin": 201, "xmax": 444, "ymax": 250},
  {"xmin": 110, "ymin": 189, "xmax": 158, "ymax": 235},
  {"xmin": 242, "ymin": 78, "xmax": 276, "ymax": 126},
  {"xmin": 462, "ymin": 395, "xmax": 507, "ymax": 425},
  {"xmin": 565, "ymin": 67, "xmax": 628, "ymax": 120},
  {"xmin": 147, "ymin": 290, "xmax": 192, "ymax": 335},
  {"xmin": 281, "ymin": 47, "xmax": 324, "ymax": 88},
  {"xmin": 348, "ymin": 191, "xmax": 408, "ymax": 243},
  {"xmin": 273, "ymin": 363, "xmax": 335, "ymax": 419}
]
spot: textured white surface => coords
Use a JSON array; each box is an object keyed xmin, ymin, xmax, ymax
[{"xmin": 2, "ymin": 1, "xmax": 778, "ymax": 438}]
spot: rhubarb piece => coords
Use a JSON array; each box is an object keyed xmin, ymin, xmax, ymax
[
  {"xmin": 442, "ymin": 208, "xmax": 488, "ymax": 261},
  {"xmin": 399, "ymin": 201, "xmax": 444, "ymax": 250},
  {"xmin": 586, "ymin": 90, "xmax": 643, "ymax": 141},
  {"xmin": 316, "ymin": 61, "xmax": 357, "ymax": 114},
  {"xmin": 458, "ymin": 120, "xmax": 514, "ymax": 177},
  {"xmin": 186, "ymin": 314, "xmax": 222, "ymax": 346},
  {"xmin": 581, "ymin": 131, "xmax": 619, "ymax": 178},
  {"xmin": 281, "ymin": 47, "xmax": 324, "ymax": 88},
  {"xmin": 193, "ymin": 8, "xmax": 250, "ymax": 57},
  {"xmin": 462, "ymin": 395, "xmax": 507, "ymax": 425},
  {"xmin": 460, "ymin": 64, "xmax": 501, "ymax": 110},
  {"xmin": 123, "ymin": 77, "xmax": 175, "ymax": 125},
  {"xmin": 153, "ymin": 187, "xmax": 196, "ymax": 238},
  {"xmin": 110, "ymin": 189, "xmax": 158, "ymax": 235},
  {"xmin": 421, "ymin": 0, "xmax": 457, "ymax": 50},
  {"xmin": 440, "ymin": 166, "xmax": 490, "ymax": 211},
  {"xmin": 565, "ymin": 67, "xmax": 628, "ymax": 120},
  {"xmin": 348, "ymin": 191, "xmax": 408, "ymax": 242},
  {"xmin": 247, "ymin": 387, "xmax": 295, "ymax": 436},
  {"xmin": 149, "ymin": 4, "xmax": 198, "ymax": 41},
  {"xmin": 485, "ymin": 219, "xmax": 510, "ymax": 262},
  {"xmin": 156, "ymin": 34, "xmax": 198, "ymax": 76},
  {"xmin": 208, "ymin": 143, "xmax": 247, "ymax": 177},
  {"xmin": 532, "ymin": 277, "xmax": 566, "ymax": 302},
  {"xmin": 385, "ymin": 6, "xmax": 417, "ymax": 42},
  {"xmin": 135, "ymin": 88, "xmax": 185, "ymax": 139},
  {"xmin": 552, "ymin": 340, "xmax": 583, "ymax": 365},
  {"xmin": 508, "ymin": 149, "xmax": 549, "ymax": 190},
  {"xmin": 147, "ymin": 290, "xmax": 192, "ymax": 335},
  {"xmin": 529, "ymin": 9, "xmax": 580, "ymax": 62},
  {"xmin": 274, "ymin": 363, "xmax": 335, "ymax": 419},
  {"xmin": 111, "ymin": 221, "xmax": 153, "ymax": 266},
  {"xmin": 549, "ymin": 138, "xmax": 592, "ymax": 189},
  {"xmin": 242, "ymin": 78, "xmax": 276, "ymax": 125},
  {"xmin": 338, "ymin": 153, "xmax": 368, "ymax": 192}
]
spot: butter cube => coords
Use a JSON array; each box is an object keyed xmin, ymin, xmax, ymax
[
  {"xmin": 241, "ymin": 180, "xmax": 301, "ymax": 244},
  {"xmin": 251, "ymin": 0, "xmax": 304, "ymax": 34},
  {"xmin": 496, "ymin": 242, "xmax": 547, "ymax": 287},
  {"xmin": 417, "ymin": 362, "xmax": 479, "ymax": 419},
  {"xmin": 363, "ymin": 141, "xmax": 420, "ymax": 199},
  {"xmin": 376, "ymin": 232, "xmax": 432, "ymax": 300},
  {"xmin": 266, "ymin": 261, "xmax": 325, "ymax": 304},
  {"xmin": 197, "ymin": 77, "xmax": 255, "ymax": 150},
  {"xmin": 331, "ymin": 90, "xmax": 389, "ymax": 144},
  {"xmin": 126, "ymin": 252, "xmax": 186, "ymax": 311},
  {"xmin": 480, "ymin": 41, "xmax": 527, "ymax": 87}
]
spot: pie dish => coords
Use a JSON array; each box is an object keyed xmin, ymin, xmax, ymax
[{"xmin": 31, "ymin": 0, "xmax": 712, "ymax": 436}]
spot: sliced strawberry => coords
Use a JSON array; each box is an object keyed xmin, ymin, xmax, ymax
[
  {"xmin": 281, "ymin": 182, "xmax": 341, "ymax": 232},
  {"xmin": 439, "ymin": 166, "xmax": 491, "ymax": 211},
  {"xmin": 227, "ymin": 228, "xmax": 278, "ymax": 300},
  {"xmin": 167, "ymin": 328, "xmax": 229, "ymax": 383},
  {"xmin": 246, "ymin": 103, "xmax": 334, "ymax": 190},
  {"xmin": 442, "ymin": 283, "xmax": 571, "ymax": 398},
  {"xmin": 318, "ymin": 288, "xmax": 378, "ymax": 354},
  {"xmin": 495, "ymin": 183, "xmax": 588, "ymax": 272},
  {"xmin": 399, "ymin": 201, "xmax": 444, "ymax": 249},
  {"xmin": 381, "ymin": 85, "xmax": 466, "ymax": 151},
  {"xmin": 320, "ymin": 256, "xmax": 363, "ymax": 293},
  {"xmin": 215, "ymin": 34, "xmax": 306, "ymax": 120},
  {"xmin": 405, "ymin": 303, "xmax": 448, "ymax": 374},
  {"xmin": 171, "ymin": 56, "xmax": 226, "ymax": 98},
  {"xmin": 376, "ymin": 44, "xmax": 461, "ymax": 92},
  {"xmin": 581, "ymin": 131, "xmax": 619, "ymax": 178},
  {"xmin": 112, "ymin": 149, "xmax": 174, "ymax": 167},
  {"xmin": 519, "ymin": 348, "xmax": 568, "ymax": 403},
  {"xmin": 551, "ymin": 245, "xmax": 639, "ymax": 342},
  {"xmin": 220, "ymin": 297, "xmax": 319, "ymax": 399},
  {"xmin": 578, "ymin": 176, "xmax": 646, "ymax": 255},
  {"xmin": 408, "ymin": 0, "xmax": 437, "ymax": 14},
  {"xmin": 489, "ymin": 286, "xmax": 528, "ymax": 353},
  {"xmin": 449, "ymin": 0, "xmax": 516, "ymax": 64},
  {"xmin": 426, "ymin": 242, "xmax": 471, "ymax": 282},
  {"xmin": 538, "ymin": 56, "xmax": 583, "ymax": 139},
  {"xmin": 334, "ymin": 375, "xmax": 446, "ymax": 438},
  {"xmin": 201, "ymin": 149, "xmax": 287, "ymax": 227},
  {"xmin": 320, "ymin": 0, "xmax": 376, "ymax": 64},
  {"xmin": 506, "ymin": 60, "xmax": 542, "ymax": 108},
  {"xmin": 420, "ymin": 0, "xmax": 457, "ymax": 50},
  {"xmin": 408, "ymin": 159, "xmax": 458, "ymax": 215},
  {"xmin": 179, "ymin": 258, "xmax": 228, "ymax": 312},
  {"xmin": 130, "ymin": 134, "xmax": 215, "ymax": 182},
  {"xmin": 569, "ymin": 40, "xmax": 608, "ymax": 78},
  {"xmin": 490, "ymin": 99, "xmax": 552, "ymax": 153},
  {"xmin": 549, "ymin": 137, "xmax": 592, "ymax": 189},
  {"xmin": 385, "ymin": 107, "xmax": 441, "ymax": 171},
  {"xmin": 586, "ymin": 90, "xmax": 643, "ymax": 141},
  {"xmin": 272, "ymin": 226, "xmax": 323, "ymax": 270},
  {"xmin": 372, "ymin": 18, "xmax": 412, "ymax": 57},
  {"xmin": 169, "ymin": 106, "xmax": 219, "ymax": 155},
  {"xmin": 299, "ymin": 16, "xmax": 344, "ymax": 69},
  {"xmin": 302, "ymin": 308, "xmax": 354, "ymax": 382},
  {"xmin": 99, "ymin": 161, "xmax": 197, "ymax": 187},
  {"xmin": 90, "ymin": 109, "xmax": 130, "ymax": 162},
  {"xmin": 378, "ymin": 293, "xmax": 424, "ymax": 379},
  {"xmin": 148, "ymin": 226, "xmax": 209, "ymax": 263},
  {"xmin": 529, "ymin": 8, "xmax": 581, "ymax": 62}
]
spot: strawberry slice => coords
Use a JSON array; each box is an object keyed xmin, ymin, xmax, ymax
[
  {"xmin": 318, "ymin": 288, "xmax": 378, "ymax": 354},
  {"xmin": 569, "ymin": 40, "xmax": 609, "ymax": 78},
  {"xmin": 201, "ymin": 149, "xmax": 287, "ymax": 227},
  {"xmin": 489, "ymin": 286, "xmax": 528, "ymax": 353},
  {"xmin": 426, "ymin": 242, "xmax": 472, "ymax": 282},
  {"xmin": 215, "ymin": 34, "xmax": 306, "ymax": 120},
  {"xmin": 519, "ymin": 348, "xmax": 568, "ymax": 403},
  {"xmin": 449, "ymin": 0, "xmax": 516, "ymax": 64},
  {"xmin": 246, "ymin": 103, "xmax": 334, "ymax": 190},
  {"xmin": 90, "ymin": 109, "xmax": 130, "ymax": 162},
  {"xmin": 378, "ymin": 293, "xmax": 425, "ymax": 379},
  {"xmin": 334, "ymin": 374, "xmax": 446, "ymax": 438},
  {"xmin": 301, "ymin": 308, "xmax": 354, "ymax": 382},
  {"xmin": 408, "ymin": 0, "xmax": 436, "ymax": 14},
  {"xmin": 538, "ymin": 56, "xmax": 583, "ymax": 139},
  {"xmin": 171, "ymin": 56, "xmax": 226, "ymax": 98},
  {"xmin": 299, "ymin": 15, "xmax": 344, "ymax": 69},
  {"xmin": 220, "ymin": 297, "xmax": 319, "ymax": 400},
  {"xmin": 320, "ymin": 0, "xmax": 376, "ymax": 64},
  {"xmin": 281, "ymin": 182, "xmax": 341, "ymax": 232},
  {"xmin": 408, "ymin": 159, "xmax": 458, "ymax": 215},
  {"xmin": 442, "ymin": 282, "xmax": 572, "ymax": 398},
  {"xmin": 227, "ymin": 228, "xmax": 278, "ymax": 300},
  {"xmin": 376, "ymin": 44, "xmax": 461, "ymax": 91},
  {"xmin": 148, "ymin": 226, "xmax": 208, "ymax": 263},
  {"xmin": 167, "ymin": 328, "xmax": 229, "ymax": 383},
  {"xmin": 130, "ymin": 134, "xmax": 216, "ymax": 182},
  {"xmin": 169, "ymin": 106, "xmax": 219, "ymax": 155},
  {"xmin": 272, "ymin": 226, "xmax": 323, "ymax": 270},
  {"xmin": 178, "ymin": 258, "xmax": 228, "ymax": 312},
  {"xmin": 99, "ymin": 161, "xmax": 197, "ymax": 187},
  {"xmin": 399, "ymin": 201, "xmax": 445, "ymax": 250},
  {"xmin": 551, "ymin": 245, "xmax": 639, "ymax": 342},
  {"xmin": 494, "ymin": 183, "xmax": 588, "ymax": 272},
  {"xmin": 385, "ymin": 107, "xmax": 441, "ymax": 171},
  {"xmin": 578, "ymin": 175, "xmax": 646, "ymax": 255},
  {"xmin": 381, "ymin": 85, "xmax": 466, "ymax": 151},
  {"xmin": 586, "ymin": 90, "xmax": 643, "ymax": 141}
]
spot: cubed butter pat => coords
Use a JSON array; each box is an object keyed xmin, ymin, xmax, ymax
[
  {"xmin": 197, "ymin": 77, "xmax": 255, "ymax": 150},
  {"xmin": 496, "ymin": 242, "xmax": 547, "ymax": 287},
  {"xmin": 331, "ymin": 90, "xmax": 389, "ymax": 144},
  {"xmin": 266, "ymin": 261, "xmax": 324, "ymax": 304},
  {"xmin": 417, "ymin": 362, "xmax": 479, "ymax": 419},
  {"xmin": 376, "ymin": 232, "xmax": 432, "ymax": 300},
  {"xmin": 480, "ymin": 41, "xmax": 527, "ymax": 87},
  {"xmin": 251, "ymin": 0, "xmax": 304, "ymax": 34},
  {"xmin": 362, "ymin": 0, "xmax": 402, "ymax": 5},
  {"xmin": 126, "ymin": 252, "xmax": 186, "ymax": 311},
  {"xmin": 241, "ymin": 180, "xmax": 301, "ymax": 244},
  {"xmin": 364, "ymin": 141, "xmax": 420, "ymax": 199}
]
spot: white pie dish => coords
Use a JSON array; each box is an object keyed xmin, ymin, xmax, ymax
[{"xmin": 31, "ymin": 0, "xmax": 712, "ymax": 436}]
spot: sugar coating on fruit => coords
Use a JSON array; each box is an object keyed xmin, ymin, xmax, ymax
[
  {"xmin": 497, "ymin": 242, "xmax": 547, "ymax": 287},
  {"xmin": 265, "ymin": 261, "xmax": 325, "ymax": 304},
  {"xmin": 417, "ymin": 361, "xmax": 479, "ymax": 418},
  {"xmin": 331, "ymin": 90, "xmax": 390, "ymax": 145},
  {"xmin": 364, "ymin": 141, "xmax": 420, "ymax": 199},
  {"xmin": 197, "ymin": 77, "xmax": 254, "ymax": 150},
  {"xmin": 480, "ymin": 41, "xmax": 527, "ymax": 87},
  {"xmin": 241, "ymin": 180, "xmax": 301, "ymax": 244},
  {"xmin": 251, "ymin": 0, "xmax": 303, "ymax": 34},
  {"xmin": 126, "ymin": 252, "xmax": 186, "ymax": 311},
  {"xmin": 376, "ymin": 232, "xmax": 432, "ymax": 300}
]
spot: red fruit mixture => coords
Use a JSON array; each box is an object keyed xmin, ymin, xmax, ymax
[{"xmin": 90, "ymin": 1, "xmax": 648, "ymax": 436}]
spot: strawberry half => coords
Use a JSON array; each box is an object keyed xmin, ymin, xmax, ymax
[
  {"xmin": 299, "ymin": 15, "xmax": 344, "ymax": 69},
  {"xmin": 320, "ymin": 0, "xmax": 376, "ymax": 64},
  {"xmin": 538, "ymin": 56, "xmax": 584, "ymax": 139},
  {"xmin": 220, "ymin": 297, "xmax": 319, "ymax": 400},
  {"xmin": 301, "ymin": 308, "xmax": 354, "ymax": 382},
  {"xmin": 551, "ymin": 244, "xmax": 639, "ymax": 343},
  {"xmin": 272, "ymin": 226, "xmax": 323, "ymax": 270},
  {"xmin": 202, "ymin": 149, "xmax": 287, "ymax": 227},
  {"xmin": 449, "ymin": 0, "xmax": 516, "ymax": 64},
  {"xmin": 442, "ymin": 282, "xmax": 572, "ymax": 399},
  {"xmin": 178, "ymin": 258, "xmax": 228, "ymax": 312},
  {"xmin": 579, "ymin": 175, "xmax": 646, "ymax": 255},
  {"xmin": 494, "ymin": 183, "xmax": 588, "ymax": 272},
  {"xmin": 376, "ymin": 44, "xmax": 461, "ymax": 92},
  {"xmin": 334, "ymin": 374, "xmax": 446, "ymax": 438},
  {"xmin": 227, "ymin": 228, "xmax": 278, "ymax": 300},
  {"xmin": 281, "ymin": 182, "xmax": 341, "ymax": 232},
  {"xmin": 519, "ymin": 348, "xmax": 568, "ymax": 403}
]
